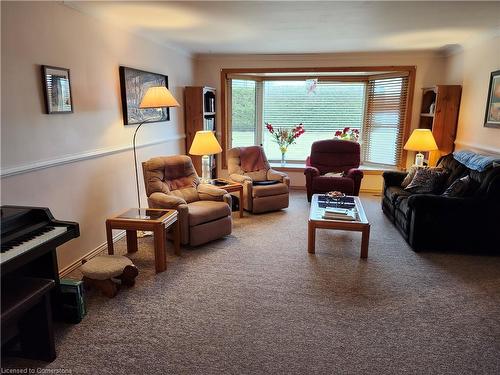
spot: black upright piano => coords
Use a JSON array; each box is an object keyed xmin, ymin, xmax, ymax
[{"xmin": 1, "ymin": 206, "xmax": 79, "ymax": 361}]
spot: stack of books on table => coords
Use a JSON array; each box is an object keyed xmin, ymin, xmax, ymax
[{"xmin": 323, "ymin": 207, "xmax": 357, "ymax": 221}]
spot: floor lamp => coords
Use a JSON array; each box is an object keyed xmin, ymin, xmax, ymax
[{"xmin": 133, "ymin": 87, "xmax": 180, "ymax": 210}]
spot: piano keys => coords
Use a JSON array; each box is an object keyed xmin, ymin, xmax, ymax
[
  {"xmin": 1, "ymin": 205, "xmax": 79, "ymax": 362},
  {"xmin": 1, "ymin": 206, "xmax": 79, "ymax": 276}
]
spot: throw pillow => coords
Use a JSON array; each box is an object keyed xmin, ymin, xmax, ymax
[
  {"xmin": 442, "ymin": 175, "xmax": 473, "ymax": 197},
  {"xmin": 324, "ymin": 172, "xmax": 344, "ymax": 178},
  {"xmin": 401, "ymin": 165, "xmax": 422, "ymax": 188},
  {"xmin": 404, "ymin": 167, "xmax": 449, "ymax": 194}
]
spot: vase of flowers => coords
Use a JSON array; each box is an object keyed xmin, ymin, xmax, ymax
[
  {"xmin": 265, "ymin": 122, "xmax": 305, "ymax": 166},
  {"xmin": 334, "ymin": 127, "xmax": 360, "ymax": 142}
]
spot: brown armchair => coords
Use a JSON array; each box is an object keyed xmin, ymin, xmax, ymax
[
  {"xmin": 142, "ymin": 155, "xmax": 232, "ymax": 246},
  {"xmin": 304, "ymin": 139, "xmax": 364, "ymax": 201},
  {"xmin": 227, "ymin": 146, "xmax": 290, "ymax": 213}
]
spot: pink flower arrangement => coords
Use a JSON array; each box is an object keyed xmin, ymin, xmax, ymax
[
  {"xmin": 334, "ymin": 127, "xmax": 359, "ymax": 142},
  {"xmin": 266, "ymin": 123, "xmax": 305, "ymax": 154}
]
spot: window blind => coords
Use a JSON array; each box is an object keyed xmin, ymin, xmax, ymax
[
  {"xmin": 231, "ymin": 79, "xmax": 257, "ymax": 147},
  {"xmin": 362, "ymin": 76, "xmax": 409, "ymax": 166},
  {"xmin": 262, "ymin": 80, "xmax": 365, "ymax": 161}
]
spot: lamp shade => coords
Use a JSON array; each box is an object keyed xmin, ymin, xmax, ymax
[
  {"xmin": 139, "ymin": 86, "xmax": 180, "ymax": 108},
  {"xmin": 189, "ymin": 131, "xmax": 222, "ymax": 156},
  {"xmin": 404, "ymin": 129, "xmax": 438, "ymax": 151}
]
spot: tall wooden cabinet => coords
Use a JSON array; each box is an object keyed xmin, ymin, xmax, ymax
[
  {"xmin": 418, "ymin": 85, "xmax": 462, "ymax": 166},
  {"xmin": 184, "ymin": 86, "xmax": 217, "ymax": 177}
]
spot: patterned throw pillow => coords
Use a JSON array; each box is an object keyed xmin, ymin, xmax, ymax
[
  {"xmin": 442, "ymin": 175, "xmax": 476, "ymax": 197},
  {"xmin": 401, "ymin": 165, "xmax": 422, "ymax": 188},
  {"xmin": 404, "ymin": 167, "xmax": 449, "ymax": 194}
]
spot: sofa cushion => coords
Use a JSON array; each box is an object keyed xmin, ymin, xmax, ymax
[
  {"xmin": 401, "ymin": 166, "xmax": 421, "ymax": 188},
  {"xmin": 405, "ymin": 168, "xmax": 448, "ymax": 194},
  {"xmin": 438, "ymin": 154, "xmax": 466, "ymax": 186},
  {"xmin": 442, "ymin": 175, "xmax": 477, "ymax": 197},
  {"xmin": 395, "ymin": 196, "xmax": 411, "ymax": 218},
  {"xmin": 252, "ymin": 182, "xmax": 288, "ymax": 198},
  {"xmin": 188, "ymin": 200, "xmax": 231, "ymax": 227},
  {"xmin": 385, "ymin": 186, "xmax": 411, "ymax": 203}
]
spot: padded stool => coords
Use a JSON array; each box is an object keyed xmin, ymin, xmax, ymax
[{"xmin": 81, "ymin": 255, "xmax": 138, "ymax": 298}]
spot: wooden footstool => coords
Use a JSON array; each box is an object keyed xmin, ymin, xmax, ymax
[{"xmin": 81, "ymin": 255, "xmax": 138, "ymax": 298}]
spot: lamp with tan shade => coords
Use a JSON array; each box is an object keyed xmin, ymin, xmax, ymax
[
  {"xmin": 188, "ymin": 130, "xmax": 222, "ymax": 183},
  {"xmin": 404, "ymin": 129, "xmax": 438, "ymax": 167},
  {"xmin": 133, "ymin": 86, "xmax": 180, "ymax": 209}
]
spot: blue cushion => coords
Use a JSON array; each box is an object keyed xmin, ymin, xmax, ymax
[{"xmin": 453, "ymin": 150, "xmax": 500, "ymax": 172}]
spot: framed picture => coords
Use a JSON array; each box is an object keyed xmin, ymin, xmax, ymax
[
  {"xmin": 119, "ymin": 66, "xmax": 170, "ymax": 125},
  {"xmin": 484, "ymin": 70, "xmax": 500, "ymax": 128},
  {"xmin": 41, "ymin": 65, "xmax": 73, "ymax": 114}
]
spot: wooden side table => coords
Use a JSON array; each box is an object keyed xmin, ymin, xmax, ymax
[
  {"xmin": 208, "ymin": 179, "xmax": 244, "ymax": 218},
  {"xmin": 105, "ymin": 208, "xmax": 180, "ymax": 273}
]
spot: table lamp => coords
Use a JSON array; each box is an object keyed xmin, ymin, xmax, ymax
[
  {"xmin": 404, "ymin": 129, "xmax": 438, "ymax": 167},
  {"xmin": 189, "ymin": 130, "xmax": 222, "ymax": 183},
  {"xmin": 133, "ymin": 86, "xmax": 180, "ymax": 209}
]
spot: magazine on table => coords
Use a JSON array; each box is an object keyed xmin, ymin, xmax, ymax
[{"xmin": 323, "ymin": 207, "xmax": 357, "ymax": 221}]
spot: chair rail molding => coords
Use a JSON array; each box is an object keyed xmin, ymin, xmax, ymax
[
  {"xmin": 1, "ymin": 134, "xmax": 186, "ymax": 178},
  {"xmin": 454, "ymin": 140, "xmax": 500, "ymax": 155}
]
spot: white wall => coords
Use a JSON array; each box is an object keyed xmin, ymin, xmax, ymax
[
  {"xmin": 194, "ymin": 51, "xmax": 446, "ymax": 190},
  {"xmin": 1, "ymin": 2, "xmax": 193, "ymax": 270},
  {"xmin": 444, "ymin": 36, "xmax": 500, "ymax": 154}
]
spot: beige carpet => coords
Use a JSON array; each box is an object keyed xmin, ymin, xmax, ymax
[{"xmin": 3, "ymin": 191, "xmax": 500, "ymax": 374}]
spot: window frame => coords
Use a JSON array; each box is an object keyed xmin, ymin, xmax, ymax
[{"xmin": 220, "ymin": 66, "xmax": 416, "ymax": 170}]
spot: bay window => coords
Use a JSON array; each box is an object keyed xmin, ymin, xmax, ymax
[{"xmin": 223, "ymin": 67, "xmax": 414, "ymax": 169}]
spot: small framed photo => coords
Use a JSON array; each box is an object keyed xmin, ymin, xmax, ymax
[
  {"xmin": 42, "ymin": 65, "xmax": 73, "ymax": 114},
  {"xmin": 484, "ymin": 70, "xmax": 500, "ymax": 128}
]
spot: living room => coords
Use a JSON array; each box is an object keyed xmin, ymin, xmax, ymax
[{"xmin": 1, "ymin": 1, "xmax": 499, "ymax": 374}]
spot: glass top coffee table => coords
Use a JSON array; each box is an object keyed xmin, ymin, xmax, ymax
[{"xmin": 308, "ymin": 194, "xmax": 370, "ymax": 258}]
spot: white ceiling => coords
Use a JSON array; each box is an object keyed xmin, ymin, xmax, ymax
[{"xmin": 66, "ymin": 1, "xmax": 500, "ymax": 55}]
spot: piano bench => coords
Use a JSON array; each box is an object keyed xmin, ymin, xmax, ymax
[
  {"xmin": 1, "ymin": 277, "xmax": 56, "ymax": 362},
  {"xmin": 81, "ymin": 255, "xmax": 138, "ymax": 298}
]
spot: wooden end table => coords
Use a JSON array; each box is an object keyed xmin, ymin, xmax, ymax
[
  {"xmin": 308, "ymin": 194, "xmax": 370, "ymax": 258},
  {"xmin": 106, "ymin": 208, "xmax": 180, "ymax": 273},
  {"xmin": 207, "ymin": 178, "xmax": 244, "ymax": 218}
]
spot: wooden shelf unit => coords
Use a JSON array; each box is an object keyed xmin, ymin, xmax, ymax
[
  {"xmin": 184, "ymin": 86, "xmax": 218, "ymax": 178},
  {"xmin": 418, "ymin": 85, "xmax": 462, "ymax": 166}
]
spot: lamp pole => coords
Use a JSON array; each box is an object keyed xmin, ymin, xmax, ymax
[{"xmin": 133, "ymin": 120, "xmax": 148, "ymax": 209}]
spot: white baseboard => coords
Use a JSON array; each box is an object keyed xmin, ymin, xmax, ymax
[{"xmin": 59, "ymin": 230, "xmax": 126, "ymax": 277}]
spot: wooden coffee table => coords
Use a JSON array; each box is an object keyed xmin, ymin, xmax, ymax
[
  {"xmin": 106, "ymin": 208, "xmax": 180, "ymax": 273},
  {"xmin": 208, "ymin": 178, "xmax": 244, "ymax": 218},
  {"xmin": 308, "ymin": 194, "xmax": 370, "ymax": 258}
]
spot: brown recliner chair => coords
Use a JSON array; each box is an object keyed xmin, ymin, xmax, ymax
[
  {"xmin": 227, "ymin": 146, "xmax": 290, "ymax": 214},
  {"xmin": 142, "ymin": 155, "xmax": 232, "ymax": 246}
]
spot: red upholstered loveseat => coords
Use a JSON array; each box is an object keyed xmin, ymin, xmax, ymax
[{"xmin": 304, "ymin": 139, "xmax": 364, "ymax": 201}]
